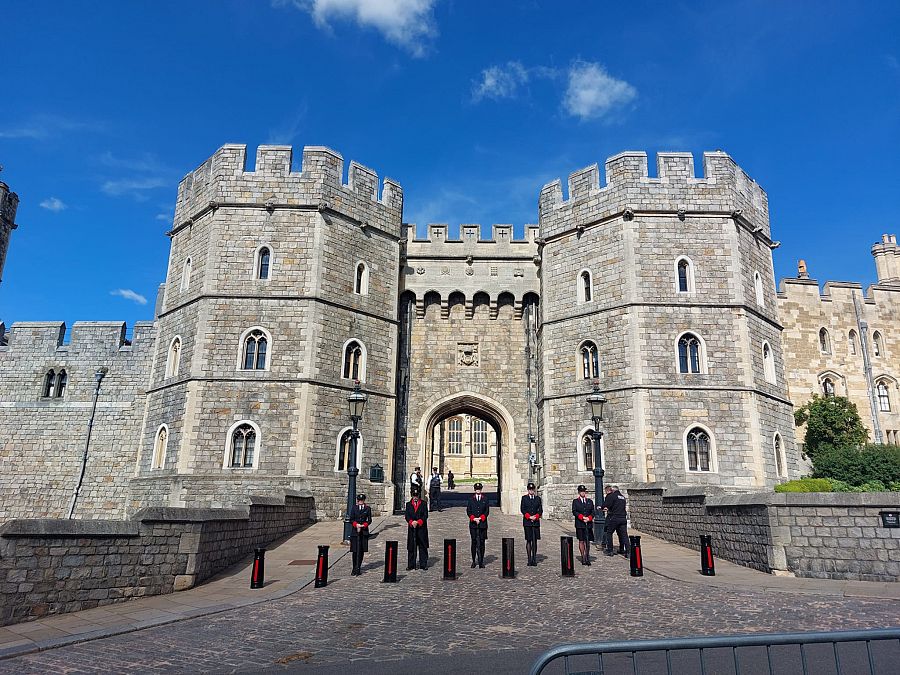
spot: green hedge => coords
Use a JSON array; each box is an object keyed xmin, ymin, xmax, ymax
[
  {"xmin": 774, "ymin": 477, "xmax": 900, "ymax": 493},
  {"xmin": 774, "ymin": 478, "xmax": 834, "ymax": 493},
  {"xmin": 810, "ymin": 444, "xmax": 900, "ymax": 486}
]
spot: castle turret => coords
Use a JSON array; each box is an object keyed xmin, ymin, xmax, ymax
[
  {"xmin": 0, "ymin": 177, "xmax": 20, "ymax": 286},
  {"xmin": 872, "ymin": 234, "xmax": 899, "ymax": 285}
]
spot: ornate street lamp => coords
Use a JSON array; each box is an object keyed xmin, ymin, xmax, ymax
[
  {"xmin": 586, "ymin": 383, "xmax": 607, "ymax": 545},
  {"xmin": 343, "ymin": 381, "xmax": 368, "ymax": 543}
]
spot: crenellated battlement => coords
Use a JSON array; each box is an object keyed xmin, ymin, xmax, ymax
[
  {"xmin": 173, "ymin": 144, "xmax": 403, "ymax": 236},
  {"xmin": 404, "ymin": 223, "xmax": 539, "ymax": 257},
  {"xmin": 0, "ymin": 321, "xmax": 156, "ymax": 355},
  {"xmin": 0, "ymin": 181, "xmax": 19, "ymax": 230},
  {"xmin": 538, "ymin": 150, "xmax": 769, "ymax": 240}
]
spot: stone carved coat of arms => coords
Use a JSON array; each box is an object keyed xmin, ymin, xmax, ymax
[{"xmin": 458, "ymin": 343, "xmax": 479, "ymax": 367}]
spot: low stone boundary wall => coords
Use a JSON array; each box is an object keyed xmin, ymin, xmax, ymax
[
  {"xmin": 628, "ymin": 485, "xmax": 900, "ymax": 582},
  {"xmin": 0, "ymin": 491, "xmax": 314, "ymax": 626}
]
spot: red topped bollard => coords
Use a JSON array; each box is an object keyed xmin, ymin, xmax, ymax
[
  {"xmin": 443, "ymin": 539, "xmax": 457, "ymax": 580},
  {"xmin": 250, "ymin": 548, "xmax": 265, "ymax": 589},
  {"xmin": 700, "ymin": 535, "xmax": 716, "ymax": 576},
  {"xmin": 383, "ymin": 540, "xmax": 398, "ymax": 583},
  {"xmin": 314, "ymin": 545, "xmax": 329, "ymax": 588},
  {"xmin": 560, "ymin": 536, "xmax": 575, "ymax": 577},
  {"xmin": 501, "ymin": 537, "xmax": 516, "ymax": 579},
  {"xmin": 629, "ymin": 536, "xmax": 643, "ymax": 577}
]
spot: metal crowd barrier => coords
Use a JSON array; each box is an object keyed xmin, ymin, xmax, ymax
[{"xmin": 529, "ymin": 628, "xmax": 900, "ymax": 675}]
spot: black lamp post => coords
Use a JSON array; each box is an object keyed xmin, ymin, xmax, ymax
[
  {"xmin": 343, "ymin": 381, "xmax": 368, "ymax": 544},
  {"xmin": 586, "ymin": 384, "xmax": 607, "ymax": 545}
]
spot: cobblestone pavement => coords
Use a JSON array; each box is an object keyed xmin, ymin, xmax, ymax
[{"xmin": 2, "ymin": 510, "xmax": 898, "ymax": 674}]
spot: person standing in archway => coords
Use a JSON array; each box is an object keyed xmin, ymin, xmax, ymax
[
  {"xmin": 520, "ymin": 482, "xmax": 542, "ymax": 566},
  {"xmin": 348, "ymin": 493, "xmax": 371, "ymax": 576},
  {"xmin": 572, "ymin": 485, "xmax": 595, "ymax": 565},
  {"xmin": 405, "ymin": 486, "xmax": 429, "ymax": 570},
  {"xmin": 428, "ymin": 467, "xmax": 442, "ymax": 512},
  {"xmin": 466, "ymin": 482, "xmax": 489, "ymax": 568}
]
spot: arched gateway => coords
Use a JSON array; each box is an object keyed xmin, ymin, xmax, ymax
[{"xmin": 416, "ymin": 393, "xmax": 524, "ymax": 514}]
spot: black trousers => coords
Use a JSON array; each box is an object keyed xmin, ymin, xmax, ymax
[
  {"xmin": 605, "ymin": 519, "xmax": 628, "ymax": 552},
  {"xmin": 408, "ymin": 542, "xmax": 428, "ymax": 568},
  {"xmin": 429, "ymin": 488, "xmax": 441, "ymax": 510},
  {"xmin": 470, "ymin": 529, "xmax": 486, "ymax": 562}
]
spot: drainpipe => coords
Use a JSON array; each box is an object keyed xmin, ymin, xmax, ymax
[
  {"xmin": 852, "ymin": 293, "xmax": 883, "ymax": 444},
  {"xmin": 68, "ymin": 367, "xmax": 109, "ymax": 519}
]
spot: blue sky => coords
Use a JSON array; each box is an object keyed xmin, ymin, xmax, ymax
[{"xmin": 2, "ymin": 0, "xmax": 899, "ymax": 330}]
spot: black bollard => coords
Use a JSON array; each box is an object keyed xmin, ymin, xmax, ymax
[
  {"xmin": 314, "ymin": 544, "xmax": 329, "ymax": 588},
  {"xmin": 443, "ymin": 538, "xmax": 457, "ymax": 580},
  {"xmin": 629, "ymin": 536, "xmax": 643, "ymax": 577},
  {"xmin": 383, "ymin": 540, "xmax": 398, "ymax": 583},
  {"xmin": 250, "ymin": 547, "xmax": 266, "ymax": 589},
  {"xmin": 700, "ymin": 535, "xmax": 716, "ymax": 576},
  {"xmin": 560, "ymin": 536, "xmax": 575, "ymax": 577},
  {"xmin": 501, "ymin": 537, "xmax": 516, "ymax": 579}
]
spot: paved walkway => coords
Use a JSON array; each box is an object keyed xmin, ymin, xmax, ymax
[{"xmin": 0, "ymin": 509, "xmax": 897, "ymax": 670}]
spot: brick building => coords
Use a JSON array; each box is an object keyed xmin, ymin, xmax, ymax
[{"xmin": 2, "ymin": 144, "xmax": 884, "ymax": 521}]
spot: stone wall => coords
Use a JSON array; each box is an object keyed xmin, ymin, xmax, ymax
[
  {"xmin": 0, "ymin": 179, "xmax": 19, "ymax": 286},
  {"xmin": 0, "ymin": 492, "xmax": 314, "ymax": 626},
  {"xmin": 628, "ymin": 485, "xmax": 900, "ymax": 581}
]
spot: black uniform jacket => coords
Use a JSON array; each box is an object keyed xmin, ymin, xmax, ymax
[
  {"xmin": 602, "ymin": 490, "xmax": 627, "ymax": 520},
  {"xmin": 405, "ymin": 498, "xmax": 429, "ymax": 549},
  {"xmin": 520, "ymin": 494, "xmax": 543, "ymax": 528},
  {"xmin": 572, "ymin": 497, "xmax": 595, "ymax": 529},
  {"xmin": 466, "ymin": 495, "xmax": 490, "ymax": 532},
  {"xmin": 349, "ymin": 504, "xmax": 372, "ymax": 538}
]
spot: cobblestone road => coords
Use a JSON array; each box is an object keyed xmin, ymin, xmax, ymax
[{"xmin": 2, "ymin": 510, "xmax": 898, "ymax": 674}]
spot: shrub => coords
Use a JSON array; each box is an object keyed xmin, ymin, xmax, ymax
[
  {"xmin": 774, "ymin": 478, "xmax": 833, "ymax": 493},
  {"xmin": 794, "ymin": 395, "xmax": 868, "ymax": 459},
  {"xmin": 811, "ymin": 444, "xmax": 900, "ymax": 486}
]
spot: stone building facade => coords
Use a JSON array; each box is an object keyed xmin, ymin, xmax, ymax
[
  {"xmin": 0, "ymin": 145, "xmax": 816, "ymax": 521},
  {"xmin": 777, "ymin": 235, "xmax": 900, "ymax": 446},
  {"xmin": 0, "ymin": 178, "xmax": 18, "ymax": 288}
]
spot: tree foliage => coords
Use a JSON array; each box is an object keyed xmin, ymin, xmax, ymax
[
  {"xmin": 793, "ymin": 395, "xmax": 868, "ymax": 458},
  {"xmin": 810, "ymin": 444, "xmax": 900, "ymax": 486}
]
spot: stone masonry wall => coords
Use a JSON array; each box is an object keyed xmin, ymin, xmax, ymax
[
  {"xmin": 0, "ymin": 493, "xmax": 314, "ymax": 626},
  {"xmin": 629, "ymin": 485, "xmax": 900, "ymax": 581}
]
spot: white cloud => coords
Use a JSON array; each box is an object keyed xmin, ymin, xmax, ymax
[
  {"xmin": 97, "ymin": 152, "xmax": 175, "ymax": 200},
  {"xmin": 101, "ymin": 177, "xmax": 168, "ymax": 200},
  {"xmin": 472, "ymin": 61, "xmax": 530, "ymax": 102},
  {"xmin": 276, "ymin": 0, "xmax": 438, "ymax": 56},
  {"xmin": 563, "ymin": 61, "xmax": 637, "ymax": 120},
  {"xmin": 110, "ymin": 289, "xmax": 148, "ymax": 305},
  {"xmin": 0, "ymin": 114, "xmax": 101, "ymax": 140},
  {"xmin": 39, "ymin": 197, "xmax": 67, "ymax": 212},
  {"xmin": 155, "ymin": 213, "xmax": 171, "ymax": 222}
]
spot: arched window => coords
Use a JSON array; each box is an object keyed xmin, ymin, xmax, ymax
[
  {"xmin": 762, "ymin": 341, "xmax": 776, "ymax": 384},
  {"xmin": 754, "ymin": 271, "xmax": 765, "ymax": 307},
  {"xmin": 473, "ymin": 418, "xmax": 488, "ymax": 455},
  {"xmin": 447, "ymin": 417, "xmax": 463, "ymax": 454},
  {"xmin": 166, "ymin": 337, "xmax": 181, "ymax": 378},
  {"xmin": 152, "ymin": 425, "xmax": 168, "ymax": 470},
  {"xmin": 577, "ymin": 427, "xmax": 604, "ymax": 472},
  {"xmin": 180, "ymin": 257, "xmax": 192, "ymax": 292},
  {"xmin": 678, "ymin": 333, "xmax": 704, "ymax": 374},
  {"xmin": 685, "ymin": 426, "xmax": 713, "ymax": 472},
  {"xmin": 819, "ymin": 327, "xmax": 831, "ymax": 354},
  {"xmin": 354, "ymin": 262, "xmax": 369, "ymax": 295},
  {"xmin": 227, "ymin": 422, "xmax": 257, "ymax": 468},
  {"xmin": 256, "ymin": 246, "xmax": 271, "ymax": 280},
  {"xmin": 774, "ymin": 433, "xmax": 786, "ymax": 479},
  {"xmin": 676, "ymin": 257, "xmax": 694, "ymax": 293},
  {"xmin": 335, "ymin": 428, "xmax": 363, "ymax": 471},
  {"xmin": 54, "ymin": 370, "xmax": 67, "ymax": 398},
  {"xmin": 578, "ymin": 270, "xmax": 593, "ymax": 303},
  {"xmin": 872, "ymin": 331, "xmax": 883, "ymax": 358},
  {"xmin": 42, "ymin": 369, "xmax": 55, "ymax": 398},
  {"xmin": 580, "ymin": 341, "xmax": 600, "ymax": 380},
  {"xmin": 848, "ymin": 330, "xmax": 858, "ymax": 356},
  {"xmin": 877, "ymin": 381, "xmax": 891, "ymax": 412},
  {"xmin": 342, "ymin": 340, "xmax": 365, "ymax": 381},
  {"xmin": 822, "ymin": 377, "xmax": 835, "ymax": 398},
  {"xmin": 242, "ymin": 329, "xmax": 268, "ymax": 370}
]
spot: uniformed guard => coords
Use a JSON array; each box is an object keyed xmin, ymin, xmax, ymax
[
  {"xmin": 572, "ymin": 484, "xmax": 595, "ymax": 565},
  {"xmin": 405, "ymin": 486, "xmax": 429, "ymax": 570},
  {"xmin": 520, "ymin": 482, "xmax": 542, "ymax": 566},
  {"xmin": 602, "ymin": 485, "xmax": 629, "ymax": 557},
  {"xmin": 348, "ymin": 493, "xmax": 372, "ymax": 576},
  {"xmin": 466, "ymin": 482, "xmax": 489, "ymax": 568}
]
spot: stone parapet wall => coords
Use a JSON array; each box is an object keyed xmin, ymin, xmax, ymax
[
  {"xmin": 0, "ymin": 492, "xmax": 314, "ymax": 626},
  {"xmin": 628, "ymin": 485, "xmax": 900, "ymax": 581}
]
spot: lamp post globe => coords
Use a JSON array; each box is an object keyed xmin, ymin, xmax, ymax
[
  {"xmin": 586, "ymin": 384, "xmax": 607, "ymax": 545},
  {"xmin": 343, "ymin": 381, "xmax": 368, "ymax": 543}
]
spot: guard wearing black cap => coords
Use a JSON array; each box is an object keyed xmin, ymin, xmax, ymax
[
  {"xmin": 466, "ymin": 482, "xmax": 489, "ymax": 568},
  {"xmin": 405, "ymin": 486, "xmax": 429, "ymax": 570},
  {"xmin": 520, "ymin": 482, "xmax": 542, "ymax": 566},
  {"xmin": 348, "ymin": 493, "xmax": 372, "ymax": 576},
  {"xmin": 572, "ymin": 484, "xmax": 595, "ymax": 565}
]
